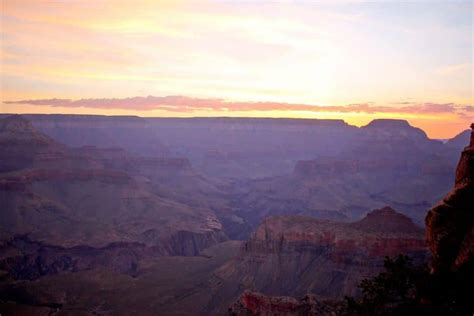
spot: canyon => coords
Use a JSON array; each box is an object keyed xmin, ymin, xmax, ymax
[
  {"xmin": 229, "ymin": 124, "xmax": 474, "ymax": 316},
  {"xmin": 207, "ymin": 207, "xmax": 427, "ymax": 314},
  {"xmin": 0, "ymin": 114, "xmax": 471, "ymax": 315}
]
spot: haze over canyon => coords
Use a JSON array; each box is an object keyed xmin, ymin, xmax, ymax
[
  {"xmin": 1, "ymin": 1, "xmax": 473, "ymax": 315},
  {"xmin": 0, "ymin": 114, "xmax": 472, "ymax": 315}
]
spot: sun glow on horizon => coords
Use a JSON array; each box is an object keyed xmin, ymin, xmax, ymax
[{"xmin": 1, "ymin": 0, "xmax": 472, "ymax": 138}]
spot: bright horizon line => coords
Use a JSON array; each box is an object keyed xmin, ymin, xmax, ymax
[
  {"xmin": 2, "ymin": 1, "xmax": 472, "ymax": 139},
  {"xmin": 1, "ymin": 110, "xmax": 471, "ymax": 141},
  {"xmin": 2, "ymin": 94, "xmax": 473, "ymax": 139}
]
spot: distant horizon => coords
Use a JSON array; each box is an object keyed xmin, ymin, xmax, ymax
[
  {"xmin": 1, "ymin": 110, "xmax": 471, "ymax": 140},
  {"xmin": 1, "ymin": 2, "xmax": 472, "ymax": 314},
  {"xmin": 1, "ymin": 1, "xmax": 472, "ymax": 139}
]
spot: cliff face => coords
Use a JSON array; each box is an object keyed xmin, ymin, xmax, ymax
[
  {"xmin": 4, "ymin": 115, "xmax": 460, "ymax": 235},
  {"xmin": 19, "ymin": 114, "xmax": 169, "ymax": 156},
  {"xmin": 293, "ymin": 119, "xmax": 449, "ymax": 179},
  {"xmin": 245, "ymin": 207, "xmax": 425, "ymax": 260},
  {"xmin": 0, "ymin": 115, "xmax": 227, "ymax": 258},
  {"xmin": 217, "ymin": 207, "xmax": 427, "ymax": 302},
  {"xmin": 0, "ymin": 115, "xmax": 67, "ymax": 172},
  {"xmin": 0, "ymin": 231, "xmax": 227, "ymax": 281},
  {"xmin": 426, "ymin": 124, "xmax": 474, "ymax": 273},
  {"xmin": 361, "ymin": 119, "xmax": 429, "ymax": 141},
  {"xmin": 228, "ymin": 291, "xmax": 343, "ymax": 316},
  {"xmin": 232, "ymin": 119, "xmax": 457, "ymax": 234},
  {"xmin": 446, "ymin": 129, "xmax": 471, "ymax": 150},
  {"xmin": 17, "ymin": 114, "xmax": 361, "ymax": 179}
]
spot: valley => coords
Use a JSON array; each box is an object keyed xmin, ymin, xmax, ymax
[{"xmin": 0, "ymin": 114, "xmax": 471, "ymax": 315}]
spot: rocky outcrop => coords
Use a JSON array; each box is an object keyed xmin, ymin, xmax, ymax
[
  {"xmin": 16, "ymin": 114, "xmax": 169, "ymax": 156},
  {"xmin": 0, "ymin": 230, "xmax": 228, "ymax": 280},
  {"xmin": 226, "ymin": 202, "xmax": 451, "ymax": 315},
  {"xmin": 426, "ymin": 124, "xmax": 474, "ymax": 273},
  {"xmin": 0, "ymin": 115, "xmax": 227, "ymax": 256},
  {"xmin": 0, "ymin": 115, "xmax": 67, "ymax": 172},
  {"xmin": 217, "ymin": 207, "xmax": 427, "ymax": 301},
  {"xmin": 0, "ymin": 236, "xmax": 148, "ymax": 279},
  {"xmin": 445, "ymin": 128, "xmax": 471, "ymax": 150},
  {"xmin": 245, "ymin": 207, "xmax": 425, "ymax": 260},
  {"xmin": 0, "ymin": 115, "xmax": 54, "ymax": 145},
  {"xmin": 361, "ymin": 119, "xmax": 430, "ymax": 141},
  {"xmin": 292, "ymin": 119, "xmax": 445, "ymax": 178},
  {"xmin": 350, "ymin": 206, "xmax": 423, "ymax": 234},
  {"xmin": 15, "ymin": 114, "xmax": 362, "ymax": 178},
  {"xmin": 228, "ymin": 291, "xmax": 343, "ymax": 316},
  {"xmin": 141, "ymin": 229, "xmax": 228, "ymax": 256}
]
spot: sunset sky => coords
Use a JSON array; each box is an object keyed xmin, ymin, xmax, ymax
[{"xmin": 1, "ymin": 0, "xmax": 472, "ymax": 138}]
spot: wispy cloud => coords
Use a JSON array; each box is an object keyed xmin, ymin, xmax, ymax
[
  {"xmin": 434, "ymin": 63, "xmax": 472, "ymax": 76},
  {"xmin": 5, "ymin": 96, "xmax": 472, "ymax": 116}
]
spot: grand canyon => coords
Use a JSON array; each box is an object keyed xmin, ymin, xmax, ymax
[
  {"xmin": 0, "ymin": 114, "xmax": 472, "ymax": 315},
  {"xmin": 1, "ymin": 1, "xmax": 473, "ymax": 315}
]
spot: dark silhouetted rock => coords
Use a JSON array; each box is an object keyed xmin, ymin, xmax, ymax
[{"xmin": 426, "ymin": 124, "xmax": 474, "ymax": 273}]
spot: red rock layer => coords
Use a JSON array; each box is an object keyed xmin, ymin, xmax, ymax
[
  {"xmin": 246, "ymin": 207, "xmax": 426, "ymax": 261},
  {"xmin": 228, "ymin": 291, "xmax": 342, "ymax": 316}
]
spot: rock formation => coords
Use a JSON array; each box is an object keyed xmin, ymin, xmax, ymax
[
  {"xmin": 229, "ymin": 124, "xmax": 474, "ymax": 316},
  {"xmin": 217, "ymin": 207, "xmax": 427, "ymax": 306},
  {"xmin": 1, "ymin": 115, "xmax": 471, "ymax": 315},
  {"xmin": 0, "ymin": 115, "xmax": 67, "ymax": 172},
  {"xmin": 228, "ymin": 291, "xmax": 343, "ymax": 316},
  {"xmin": 426, "ymin": 123, "xmax": 474, "ymax": 273},
  {"xmin": 244, "ymin": 207, "xmax": 425, "ymax": 260},
  {"xmin": 445, "ymin": 128, "xmax": 471, "ymax": 151},
  {"xmin": 0, "ymin": 115, "xmax": 227, "ymax": 253}
]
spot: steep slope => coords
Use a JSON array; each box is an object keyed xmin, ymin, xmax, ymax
[
  {"xmin": 0, "ymin": 241, "xmax": 242, "ymax": 315},
  {"xmin": 15, "ymin": 115, "xmax": 360, "ymax": 179},
  {"xmin": 212, "ymin": 207, "xmax": 427, "ymax": 314},
  {"xmin": 350, "ymin": 206, "xmax": 423, "ymax": 234},
  {"xmin": 0, "ymin": 115, "xmax": 67, "ymax": 172},
  {"xmin": 6, "ymin": 114, "xmax": 460, "ymax": 233},
  {"xmin": 0, "ymin": 115, "xmax": 226, "ymax": 254},
  {"xmin": 426, "ymin": 124, "xmax": 474, "ymax": 273},
  {"xmin": 229, "ymin": 123, "xmax": 474, "ymax": 316},
  {"xmin": 445, "ymin": 128, "xmax": 471, "ymax": 151},
  {"xmin": 361, "ymin": 119, "xmax": 431, "ymax": 142},
  {"xmin": 231, "ymin": 119, "xmax": 455, "ymax": 234},
  {"xmin": 17, "ymin": 114, "xmax": 169, "ymax": 156}
]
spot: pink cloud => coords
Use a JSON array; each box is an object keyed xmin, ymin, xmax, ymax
[{"xmin": 4, "ymin": 95, "xmax": 472, "ymax": 116}]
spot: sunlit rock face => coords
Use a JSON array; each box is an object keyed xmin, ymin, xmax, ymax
[{"xmin": 426, "ymin": 124, "xmax": 474, "ymax": 273}]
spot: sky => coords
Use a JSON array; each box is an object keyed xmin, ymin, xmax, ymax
[{"xmin": 0, "ymin": 0, "xmax": 473, "ymax": 138}]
